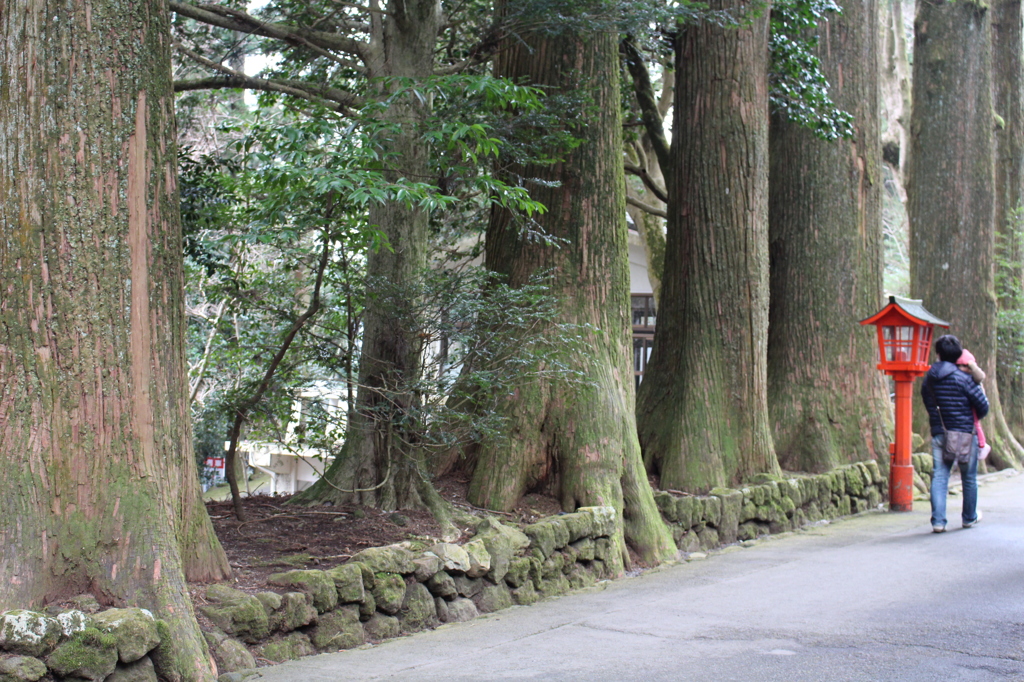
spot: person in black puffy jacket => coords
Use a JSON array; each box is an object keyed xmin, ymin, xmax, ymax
[{"xmin": 921, "ymin": 334, "xmax": 989, "ymax": 533}]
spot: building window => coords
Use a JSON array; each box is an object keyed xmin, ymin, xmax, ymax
[{"xmin": 632, "ymin": 295, "xmax": 656, "ymax": 387}]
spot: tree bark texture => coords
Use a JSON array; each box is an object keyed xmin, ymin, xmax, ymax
[
  {"xmin": 459, "ymin": 21, "xmax": 676, "ymax": 565},
  {"xmin": 635, "ymin": 3, "xmax": 781, "ymax": 493},
  {"xmin": 292, "ymin": 0, "xmax": 442, "ymax": 511},
  {"xmin": 880, "ymin": 0, "xmax": 913, "ymax": 182},
  {"xmin": 0, "ymin": 1, "xmax": 229, "ymax": 680},
  {"xmin": 992, "ymin": 0, "xmax": 1024, "ymax": 443},
  {"xmin": 907, "ymin": 0, "xmax": 1024, "ymax": 468},
  {"xmin": 767, "ymin": 0, "xmax": 893, "ymax": 474}
]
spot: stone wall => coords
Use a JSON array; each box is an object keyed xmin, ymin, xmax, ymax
[
  {"xmin": 653, "ymin": 462, "xmax": 887, "ymax": 551},
  {"xmin": 0, "ymin": 464, "xmax": 888, "ymax": 682}
]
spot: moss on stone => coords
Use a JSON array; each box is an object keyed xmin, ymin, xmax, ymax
[
  {"xmin": 267, "ymin": 570, "xmax": 338, "ymax": 613},
  {"xmin": 371, "ymin": 573, "xmax": 407, "ymax": 615},
  {"xmin": 45, "ymin": 627, "xmax": 119, "ymax": 680}
]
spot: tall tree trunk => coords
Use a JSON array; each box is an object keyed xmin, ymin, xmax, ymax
[
  {"xmin": 767, "ymin": 0, "xmax": 892, "ymax": 473},
  {"xmin": 291, "ymin": 0, "xmax": 444, "ymax": 513},
  {"xmin": 635, "ymin": 2, "xmax": 780, "ymax": 493},
  {"xmin": 0, "ymin": 1, "xmax": 230, "ymax": 680},
  {"xmin": 452, "ymin": 17, "xmax": 676, "ymax": 566},
  {"xmin": 992, "ymin": 0, "xmax": 1024, "ymax": 442},
  {"xmin": 880, "ymin": 0, "xmax": 913, "ymax": 183},
  {"xmin": 908, "ymin": 0, "xmax": 1024, "ymax": 468}
]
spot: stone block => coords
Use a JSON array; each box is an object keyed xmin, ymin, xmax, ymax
[
  {"xmin": 370, "ymin": 573, "xmax": 407, "ymax": 615},
  {"xmin": 105, "ymin": 656, "xmax": 157, "ymax": 682},
  {"xmin": 267, "ymin": 570, "xmax": 337, "ymax": 613},
  {"xmin": 522, "ymin": 520, "xmax": 570, "ymax": 559},
  {"xmin": 363, "ymin": 614, "xmax": 400, "ymax": 640},
  {"xmin": 426, "ymin": 544, "xmax": 471, "ymax": 573},
  {"xmin": 205, "ymin": 585, "xmax": 250, "ymax": 604},
  {"xmin": 45, "ymin": 627, "xmax": 118, "ymax": 681},
  {"xmin": 473, "ymin": 582, "xmax": 512, "ymax": 614},
  {"xmin": 653, "ymin": 492, "xmax": 678, "ymax": 522},
  {"xmin": 0, "ymin": 656, "xmax": 47, "ymax": 682},
  {"xmin": 399, "ymin": 583, "xmax": 437, "ymax": 633},
  {"xmin": 537, "ymin": 574, "xmax": 570, "ymax": 599},
  {"xmin": 56, "ymin": 610, "xmax": 88, "ymax": 638},
  {"xmin": 198, "ymin": 595, "xmax": 270, "ymax": 644},
  {"xmin": 0, "ymin": 611, "xmax": 63, "ymax": 657},
  {"xmin": 254, "ymin": 593, "xmax": 281, "ymax": 613},
  {"xmin": 202, "ymin": 630, "xmax": 255, "ymax": 674},
  {"xmin": 737, "ymin": 522, "xmax": 761, "ymax": 542},
  {"xmin": 326, "ymin": 564, "xmax": 365, "ymax": 604},
  {"xmin": 309, "ymin": 606, "xmax": 364, "ymax": 651},
  {"xmin": 570, "ymin": 538, "xmax": 596, "ymax": 562},
  {"xmin": 702, "ymin": 496, "xmax": 722, "ymax": 528},
  {"xmin": 697, "ymin": 527, "xmax": 719, "ymax": 550},
  {"xmin": 90, "ymin": 608, "xmax": 162, "ymax": 663},
  {"xmin": 560, "ymin": 511, "xmax": 594, "ymax": 543},
  {"xmin": 710, "ymin": 488, "xmax": 743, "ymax": 544},
  {"xmin": 350, "ymin": 545, "xmax": 416, "ymax": 576},
  {"xmin": 269, "ymin": 593, "xmax": 317, "ymax": 633},
  {"xmin": 452, "ymin": 575, "xmax": 483, "ymax": 599},
  {"xmin": 463, "ymin": 539, "xmax": 491, "ymax": 578},
  {"xmin": 445, "ymin": 598, "xmax": 479, "ymax": 623},
  {"xmin": 503, "ymin": 557, "xmax": 533, "ymax": 589},
  {"xmin": 411, "ymin": 555, "xmax": 443, "ymax": 583},
  {"xmin": 475, "ymin": 520, "xmax": 530, "ymax": 584},
  {"xmin": 425, "ymin": 571, "xmax": 457, "ymax": 600},
  {"xmin": 511, "ymin": 583, "xmax": 539, "ymax": 606},
  {"xmin": 358, "ymin": 593, "xmax": 376, "ymax": 620},
  {"xmin": 256, "ymin": 633, "xmax": 315, "ymax": 663}
]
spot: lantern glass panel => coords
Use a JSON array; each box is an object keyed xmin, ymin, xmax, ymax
[
  {"xmin": 882, "ymin": 325, "xmax": 915, "ymax": 362},
  {"xmin": 916, "ymin": 325, "xmax": 933, "ymax": 364}
]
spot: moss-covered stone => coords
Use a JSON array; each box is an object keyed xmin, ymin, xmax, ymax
[
  {"xmin": 425, "ymin": 571, "xmax": 457, "ymax": 599},
  {"xmin": 203, "ymin": 630, "xmax": 255, "ymax": 674},
  {"xmin": 69, "ymin": 595, "xmax": 102, "ymax": 615},
  {"xmin": 254, "ymin": 592, "xmax": 282, "ymax": 613},
  {"xmin": 371, "ymin": 572, "xmax": 407, "ymax": 615},
  {"xmin": 358, "ymin": 592, "xmax": 376, "ymax": 620},
  {"xmin": 582, "ymin": 506, "xmax": 617, "ymax": 537},
  {"xmin": 411, "ymin": 555, "xmax": 443, "ymax": 582},
  {"xmin": 462, "ymin": 539, "xmax": 491, "ymax": 578},
  {"xmin": 475, "ymin": 519, "xmax": 530, "ymax": 584},
  {"xmin": 267, "ymin": 570, "xmax": 338, "ymax": 613},
  {"xmin": 270, "ymin": 592, "xmax": 318, "ymax": 633},
  {"xmin": 363, "ymin": 613, "xmax": 401, "ymax": 640},
  {"xmin": 593, "ymin": 538, "xmax": 615, "ymax": 562},
  {"xmin": 206, "ymin": 585, "xmax": 250, "ymax": 604},
  {"xmin": 541, "ymin": 552, "xmax": 566, "ymax": 579},
  {"xmin": 710, "ymin": 488, "xmax": 743, "ymax": 543},
  {"xmin": 45, "ymin": 627, "xmax": 118, "ymax": 680},
  {"xmin": 257, "ymin": 633, "xmax": 315, "ymax": 663},
  {"xmin": 559, "ymin": 512, "xmax": 594, "ymax": 543},
  {"xmin": 503, "ymin": 557, "xmax": 533, "ymax": 589},
  {"xmin": 697, "ymin": 527, "xmax": 720, "ymax": 549},
  {"xmin": 324, "ymin": 564, "xmax": 364, "ymax": 606},
  {"xmin": 198, "ymin": 594, "xmax": 270, "ymax": 644},
  {"xmin": 0, "ymin": 656, "xmax": 47, "ymax": 682},
  {"xmin": 426, "ymin": 543, "xmax": 471, "ymax": 573},
  {"xmin": 0, "ymin": 611, "xmax": 63, "ymax": 657},
  {"xmin": 737, "ymin": 521, "xmax": 761, "ymax": 541},
  {"xmin": 511, "ymin": 582, "xmax": 540, "ymax": 606},
  {"xmin": 537, "ymin": 573, "xmax": 571, "ymax": 599},
  {"xmin": 570, "ymin": 538, "xmax": 596, "ymax": 562},
  {"xmin": 55, "ymin": 610, "xmax": 88, "ymax": 639},
  {"xmin": 702, "ymin": 496, "xmax": 722, "ymax": 527},
  {"xmin": 675, "ymin": 496, "xmax": 697, "ymax": 529},
  {"xmin": 473, "ymin": 582, "xmax": 512, "ymax": 614},
  {"xmin": 309, "ymin": 606, "xmax": 364, "ymax": 651},
  {"xmin": 653, "ymin": 492, "xmax": 678, "ymax": 521},
  {"xmin": 105, "ymin": 655, "xmax": 158, "ymax": 682},
  {"xmin": 90, "ymin": 608, "xmax": 161, "ymax": 664},
  {"xmin": 399, "ymin": 583, "xmax": 437, "ymax": 633},
  {"xmin": 452, "ymin": 575, "xmax": 483, "ymax": 599},
  {"xmin": 350, "ymin": 545, "xmax": 416, "ymax": 575},
  {"xmin": 677, "ymin": 530, "xmax": 701, "ymax": 553},
  {"xmin": 522, "ymin": 520, "xmax": 570, "ymax": 559},
  {"xmin": 866, "ymin": 486, "xmax": 882, "ymax": 510}
]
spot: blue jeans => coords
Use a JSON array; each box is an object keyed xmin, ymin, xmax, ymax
[{"xmin": 930, "ymin": 433, "xmax": 979, "ymax": 528}]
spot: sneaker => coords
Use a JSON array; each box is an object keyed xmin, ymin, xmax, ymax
[
  {"xmin": 932, "ymin": 525, "xmax": 946, "ymax": 533},
  {"xmin": 963, "ymin": 510, "xmax": 983, "ymax": 528}
]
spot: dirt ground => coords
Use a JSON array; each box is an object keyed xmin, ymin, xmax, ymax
[{"xmin": 194, "ymin": 476, "xmax": 565, "ymax": 598}]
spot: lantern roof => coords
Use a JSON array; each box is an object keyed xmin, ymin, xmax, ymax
[{"xmin": 860, "ymin": 295, "xmax": 950, "ymax": 328}]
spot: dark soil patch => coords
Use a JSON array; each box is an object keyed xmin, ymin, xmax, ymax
[{"xmin": 195, "ymin": 476, "xmax": 566, "ymax": 596}]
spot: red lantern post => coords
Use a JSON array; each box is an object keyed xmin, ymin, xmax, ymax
[{"xmin": 861, "ymin": 296, "xmax": 949, "ymax": 511}]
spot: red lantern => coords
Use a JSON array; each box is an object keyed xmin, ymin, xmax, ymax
[{"xmin": 861, "ymin": 296, "xmax": 949, "ymax": 511}]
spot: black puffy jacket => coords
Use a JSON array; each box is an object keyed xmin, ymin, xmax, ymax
[{"xmin": 921, "ymin": 360, "xmax": 989, "ymax": 436}]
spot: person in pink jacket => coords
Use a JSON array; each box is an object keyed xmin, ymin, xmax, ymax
[{"xmin": 957, "ymin": 349, "xmax": 991, "ymax": 461}]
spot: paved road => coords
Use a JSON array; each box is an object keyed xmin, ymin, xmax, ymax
[{"xmin": 252, "ymin": 470, "xmax": 1024, "ymax": 681}]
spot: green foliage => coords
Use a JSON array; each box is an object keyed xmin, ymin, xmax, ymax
[{"xmin": 769, "ymin": 0, "xmax": 854, "ymax": 141}]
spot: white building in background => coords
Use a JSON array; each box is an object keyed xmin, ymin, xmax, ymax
[{"xmin": 231, "ymin": 231, "xmax": 658, "ymax": 496}]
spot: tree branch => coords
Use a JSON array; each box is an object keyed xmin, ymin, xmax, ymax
[
  {"xmin": 174, "ymin": 74, "xmax": 364, "ymax": 114},
  {"xmin": 624, "ymin": 159, "xmax": 669, "ymax": 204},
  {"xmin": 626, "ymin": 195, "xmax": 668, "ymax": 218},
  {"xmin": 170, "ymin": 1, "xmax": 369, "ymax": 62},
  {"xmin": 622, "ymin": 38, "xmax": 672, "ymax": 180}
]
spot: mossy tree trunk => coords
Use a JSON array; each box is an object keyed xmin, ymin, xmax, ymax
[
  {"xmin": 767, "ymin": 0, "xmax": 892, "ymax": 473},
  {"xmin": 634, "ymin": 3, "xmax": 781, "ymax": 493},
  {"xmin": 451, "ymin": 16, "xmax": 676, "ymax": 566},
  {"xmin": 908, "ymin": 0, "xmax": 1024, "ymax": 468},
  {"xmin": 0, "ymin": 1, "xmax": 230, "ymax": 680},
  {"xmin": 992, "ymin": 0, "xmax": 1024, "ymax": 442},
  {"xmin": 291, "ymin": 0, "xmax": 442, "ymax": 512}
]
